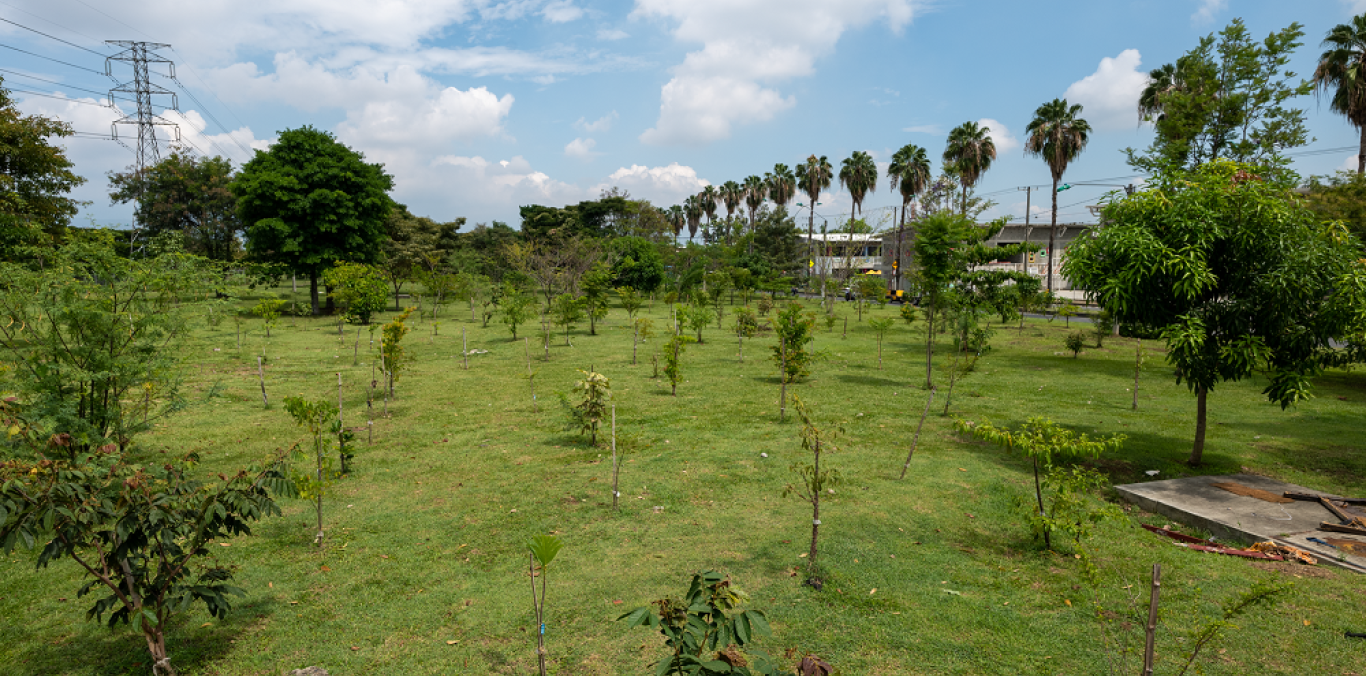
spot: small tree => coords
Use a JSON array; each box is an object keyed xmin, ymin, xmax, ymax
[
  {"xmin": 682, "ymin": 301, "xmax": 716, "ymax": 343},
  {"xmin": 582, "ymin": 261, "xmax": 613, "ymax": 335},
  {"xmin": 705, "ymin": 270, "xmax": 732, "ymax": 328},
  {"xmin": 868, "ymin": 317, "xmax": 895, "ymax": 369},
  {"xmin": 631, "ymin": 316, "xmax": 654, "ymax": 365},
  {"xmin": 550, "ymin": 293, "xmax": 585, "ymax": 345},
  {"xmin": 953, "ymin": 417, "xmax": 1124, "ymax": 550},
  {"xmin": 899, "ymin": 303, "xmax": 918, "ymax": 327},
  {"xmin": 619, "ymin": 571, "xmax": 781, "ymax": 676},
  {"xmin": 380, "ymin": 308, "xmax": 413, "ymax": 398},
  {"xmin": 252, "ymin": 299, "xmax": 285, "ymax": 338},
  {"xmin": 500, "ymin": 283, "xmax": 535, "ymax": 340},
  {"xmin": 662, "ymin": 334, "xmax": 694, "ymax": 396},
  {"xmin": 0, "ymin": 447, "xmax": 293, "ymax": 676},
  {"xmin": 617, "ymin": 286, "xmax": 645, "ymax": 320},
  {"xmin": 1065, "ymin": 331, "xmax": 1087, "ymax": 358},
  {"xmin": 283, "ymin": 396, "xmax": 339, "ymax": 546},
  {"xmin": 770, "ymin": 302, "xmax": 817, "ymax": 383},
  {"xmin": 783, "ymin": 396, "xmax": 841, "ymax": 579},
  {"xmin": 853, "ymin": 274, "xmax": 884, "ymax": 321},
  {"xmin": 323, "ymin": 261, "xmax": 389, "ymax": 325},
  {"xmin": 562, "ymin": 369, "xmax": 611, "ymax": 446},
  {"xmin": 527, "ymin": 534, "xmax": 563, "ymax": 676},
  {"xmin": 1057, "ymin": 300, "xmax": 1078, "ymax": 327}
]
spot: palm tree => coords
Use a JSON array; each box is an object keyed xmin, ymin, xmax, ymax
[
  {"xmin": 838, "ymin": 151, "xmax": 878, "ymax": 226},
  {"xmin": 743, "ymin": 175, "xmax": 767, "ymax": 253},
  {"xmin": 667, "ymin": 205, "xmax": 684, "ymax": 241},
  {"xmin": 765, "ymin": 164, "xmax": 796, "ymax": 211},
  {"xmin": 698, "ymin": 185, "xmax": 719, "ymax": 242},
  {"xmin": 798, "ymin": 155, "xmax": 833, "ymax": 285},
  {"xmin": 719, "ymin": 180, "xmax": 743, "ymax": 244},
  {"xmin": 942, "ymin": 122, "xmax": 997, "ymax": 216},
  {"xmin": 1024, "ymin": 98, "xmax": 1091, "ymax": 294},
  {"xmin": 683, "ymin": 196, "xmax": 702, "ymax": 242},
  {"xmin": 887, "ymin": 143, "xmax": 931, "ymax": 292},
  {"xmin": 1315, "ymin": 14, "xmax": 1366, "ymax": 174}
]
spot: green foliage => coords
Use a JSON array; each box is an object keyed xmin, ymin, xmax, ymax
[
  {"xmin": 1091, "ymin": 309, "xmax": 1115, "ymax": 347},
  {"xmin": 662, "ymin": 334, "xmax": 693, "ymax": 395},
  {"xmin": 1064, "ymin": 332, "xmax": 1086, "ymax": 358},
  {"xmin": 0, "ymin": 239, "xmax": 207, "ymax": 452},
  {"xmin": 1305, "ymin": 171, "xmax": 1366, "ymax": 242},
  {"xmin": 868, "ymin": 317, "xmax": 894, "ymax": 337},
  {"xmin": 0, "ymin": 80, "xmax": 84, "ymax": 255},
  {"xmin": 733, "ymin": 306, "xmax": 759, "ymax": 338},
  {"xmin": 1063, "ymin": 161, "xmax": 1366, "ymax": 462},
  {"xmin": 108, "ymin": 151, "xmax": 240, "ymax": 261},
  {"xmin": 562, "ymin": 370, "xmax": 611, "ymax": 446},
  {"xmin": 528, "ymin": 534, "xmax": 563, "ymax": 569},
  {"xmin": 550, "ymin": 294, "xmax": 586, "ymax": 345},
  {"xmin": 783, "ymin": 396, "xmax": 842, "ymax": 569},
  {"xmin": 1129, "ymin": 19, "xmax": 1312, "ymax": 174},
  {"xmin": 756, "ymin": 297, "xmax": 773, "ymax": 316},
  {"xmin": 284, "ymin": 396, "xmax": 341, "ymax": 545},
  {"xmin": 681, "ymin": 301, "xmax": 716, "ymax": 343},
  {"xmin": 899, "ymin": 303, "xmax": 919, "ymax": 326},
  {"xmin": 608, "ymin": 236, "xmax": 665, "ymax": 292},
  {"xmin": 252, "ymin": 298, "xmax": 286, "ymax": 337},
  {"xmin": 1056, "ymin": 301, "xmax": 1078, "ymax": 326},
  {"xmin": 618, "ymin": 571, "xmax": 781, "ymax": 676},
  {"xmin": 381, "ymin": 207, "xmax": 462, "ymax": 311},
  {"xmin": 0, "ymin": 446, "xmax": 292, "ymax": 674},
  {"xmin": 232, "ymin": 126, "xmax": 394, "ymax": 314},
  {"xmin": 380, "ymin": 308, "xmax": 414, "ymax": 392},
  {"xmin": 499, "ymin": 283, "xmax": 535, "ymax": 340},
  {"xmin": 1019, "ymin": 465, "xmax": 1122, "ymax": 560},
  {"xmin": 853, "ymin": 275, "xmax": 885, "ymax": 319},
  {"xmin": 322, "ymin": 261, "xmax": 389, "ymax": 325},
  {"xmin": 1176, "ymin": 581, "xmax": 1291, "ymax": 676},
  {"xmin": 617, "ymin": 286, "xmax": 646, "ymax": 319},
  {"xmin": 526, "ymin": 533, "xmax": 564, "ymax": 676},
  {"xmin": 771, "ymin": 303, "xmax": 817, "ymax": 383}
]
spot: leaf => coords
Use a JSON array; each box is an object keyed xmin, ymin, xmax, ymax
[
  {"xmin": 527, "ymin": 534, "xmax": 563, "ymax": 567},
  {"xmin": 745, "ymin": 610, "xmax": 771, "ymax": 638},
  {"xmin": 734, "ymin": 613, "xmax": 751, "ymax": 644},
  {"xmin": 618, "ymin": 607, "xmax": 653, "ymax": 626}
]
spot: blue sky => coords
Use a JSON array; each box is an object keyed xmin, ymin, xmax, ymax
[{"xmin": 3, "ymin": 0, "xmax": 1362, "ymax": 230}]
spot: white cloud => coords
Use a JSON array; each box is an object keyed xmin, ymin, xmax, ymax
[
  {"xmin": 541, "ymin": 0, "xmax": 584, "ymax": 22},
  {"xmin": 634, "ymin": 0, "xmax": 923, "ymax": 145},
  {"xmin": 417, "ymin": 154, "xmax": 583, "ymax": 218},
  {"xmin": 1063, "ymin": 49, "xmax": 1147, "ymax": 130},
  {"xmin": 903, "ymin": 124, "xmax": 942, "ymax": 134},
  {"xmin": 1345, "ymin": 154, "xmax": 1361, "ymax": 172},
  {"xmin": 591, "ymin": 163, "xmax": 710, "ymax": 205},
  {"xmin": 564, "ymin": 137, "xmax": 599, "ymax": 159},
  {"xmin": 597, "ymin": 28, "xmax": 630, "ymax": 40},
  {"xmin": 1191, "ymin": 0, "xmax": 1226, "ymax": 24},
  {"xmin": 337, "ymin": 86, "xmax": 514, "ymax": 150},
  {"xmin": 575, "ymin": 111, "xmax": 618, "ymax": 133},
  {"xmin": 978, "ymin": 118, "xmax": 1019, "ymax": 153}
]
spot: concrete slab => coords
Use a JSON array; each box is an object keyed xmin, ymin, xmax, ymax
[{"xmin": 1114, "ymin": 473, "xmax": 1366, "ymax": 574}]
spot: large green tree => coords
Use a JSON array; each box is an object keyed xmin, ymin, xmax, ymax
[
  {"xmin": 1131, "ymin": 19, "xmax": 1312, "ymax": 173},
  {"xmin": 765, "ymin": 163, "xmax": 796, "ymax": 210},
  {"xmin": 943, "ymin": 122, "xmax": 997, "ymax": 216},
  {"xmin": 233, "ymin": 126, "xmax": 394, "ymax": 314},
  {"xmin": 1315, "ymin": 14, "xmax": 1366, "ymax": 174},
  {"xmin": 1063, "ymin": 161, "xmax": 1366, "ymax": 465},
  {"xmin": 381, "ymin": 206, "xmax": 462, "ymax": 309},
  {"xmin": 1024, "ymin": 98, "xmax": 1091, "ymax": 293},
  {"xmin": 108, "ymin": 151, "xmax": 241, "ymax": 261},
  {"xmin": 887, "ymin": 143, "xmax": 931, "ymax": 291},
  {"xmin": 798, "ymin": 155, "xmax": 833, "ymax": 284},
  {"xmin": 838, "ymin": 150, "xmax": 878, "ymax": 222},
  {"xmin": 743, "ymin": 175, "xmax": 768, "ymax": 244},
  {"xmin": 0, "ymin": 79, "xmax": 84, "ymax": 255},
  {"xmin": 719, "ymin": 180, "xmax": 744, "ymax": 244}
]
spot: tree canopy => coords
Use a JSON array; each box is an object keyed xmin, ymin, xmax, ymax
[
  {"xmin": 0, "ymin": 79, "xmax": 84, "ymax": 255},
  {"xmin": 108, "ymin": 151, "xmax": 241, "ymax": 261},
  {"xmin": 232, "ymin": 126, "xmax": 394, "ymax": 314}
]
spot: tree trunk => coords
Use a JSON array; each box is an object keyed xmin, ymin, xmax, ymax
[
  {"xmin": 894, "ymin": 203, "xmax": 905, "ymax": 293},
  {"xmin": 900, "ymin": 387, "xmax": 934, "ymax": 479},
  {"xmin": 808, "ymin": 207, "xmax": 815, "ymax": 286},
  {"xmin": 1359, "ymin": 124, "xmax": 1365, "ymax": 175},
  {"xmin": 1034, "ymin": 456, "xmax": 1051, "ymax": 550},
  {"xmin": 309, "ymin": 272, "xmax": 320, "ymax": 315},
  {"xmin": 1047, "ymin": 177, "xmax": 1058, "ymax": 294},
  {"xmin": 1190, "ymin": 386, "xmax": 1208, "ymax": 466},
  {"xmin": 144, "ymin": 625, "xmax": 175, "ymax": 676},
  {"xmin": 809, "ymin": 439, "xmax": 821, "ymax": 564},
  {"xmin": 925, "ymin": 304, "xmax": 935, "ymax": 389}
]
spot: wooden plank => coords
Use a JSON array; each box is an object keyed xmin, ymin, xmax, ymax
[{"xmin": 1320, "ymin": 522, "xmax": 1366, "ymax": 537}]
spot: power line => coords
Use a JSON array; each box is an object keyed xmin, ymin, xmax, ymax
[
  {"xmin": 7, "ymin": 87, "xmax": 113, "ymax": 107},
  {"xmin": 66, "ymin": 0, "xmax": 152, "ymax": 41},
  {"xmin": 0, "ymin": 15, "xmax": 107, "ymax": 57},
  {"xmin": 0, "ymin": 42, "xmax": 103, "ymax": 74},
  {"xmin": 0, "ymin": 1, "xmax": 108, "ymax": 51},
  {"xmin": 0, "ymin": 67, "xmax": 135, "ymax": 102}
]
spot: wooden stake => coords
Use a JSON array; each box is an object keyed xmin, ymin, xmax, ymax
[
  {"xmin": 1142, "ymin": 563, "xmax": 1161, "ymax": 676},
  {"xmin": 1133, "ymin": 337, "xmax": 1142, "ymax": 411},
  {"xmin": 353, "ymin": 326, "xmax": 361, "ymax": 366},
  {"xmin": 779, "ymin": 334, "xmax": 787, "ymax": 422},
  {"xmin": 611, "ymin": 405, "xmax": 619, "ymax": 511},
  {"xmin": 337, "ymin": 372, "xmax": 346, "ymax": 473},
  {"xmin": 524, "ymin": 337, "xmax": 537, "ymax": 413},
  {"xmin": 463, "ymin": 327, "xmax": 469, "ymax": 370},
  {"xmin": 257, "ymin": 357, "xmax": 268, "ymax": 408},
  {"xmin": 900, "ymin": 387, "xmax": 935, "ymax": 479},
  {"xmin": 843, "ymin": 316, "xmax": 848, "ymax": 339},
  {"xmin": 632, "ymin": 323, "xmax": 638, "ymax": 365},
  {"xmin": 738, "ymin": 333, "xmax": 743, "ymax": 363}
]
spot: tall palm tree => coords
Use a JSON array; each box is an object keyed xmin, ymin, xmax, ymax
[
  {"xmin": 720, "ymin": 180, "xmax": 743, "ymax": 244},
  {"xmin": 683, "ymin": 195, "xmax": 702, "ymax": 242},
  {"xmin": 943, "ymin": 121, "xmax": 997, "ymax": 216},
  {"xmin": 765, "ymin": 164, "xmax": 796, "ymax": 211},
  {"xmin": 1024, "ymin": 98, "xmax": 1091, "ymax": 294},
  {"xmin": 887, "ymin": 143, "xmax": 931, "ymax": 291},
  {"xmin": 699, "ymin": 185, "xmax": 719, "ymax": 242},
  {"xmin": 798, "ymin": 155, "xmax": 833, "ymax": 284},
  {"xmin": 1315, "ymin": 14, "xmax": 1366, "ymax": 174},
  {"xmin": 667, "ymin": 204, "xmax": 684, "ymax": 241},
  {"xmin": 743, "ymin": 175, "xmax": 767, "ymax": 253},
  {"xmin": 838, "ymin": 150, "xmax": 878, "ymax": 226}
]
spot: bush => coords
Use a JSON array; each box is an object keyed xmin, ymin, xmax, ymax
[
  {"xmin": 1064, "ymin": 332, "xmax": 1086, "ymax": 358},
  {"xmin": 771, "ymin": 302, "xmax": 817, "ymax": 383},
  {"xmin": 323, "ymin": 261, "xmax": 388, "ymax": 324},
  {"xmin": 1092, "ymin": 308, "xmax": 1115, "ymax": 347}
]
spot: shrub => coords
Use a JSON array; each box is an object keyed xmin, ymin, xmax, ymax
[
  {"xmin": 1065, "ymin": 331, "xmax": 1086, "ymax": 358},
  {"xmin": 771, "ymin": 303, "xmax": 817, "ymax": 383},
  {"xmin": 561, "ymin": 369, "xmax": 611, "ymax": 446},
  {"xmin": 323, "ymin": 261, "xmax": 388, "ymax": 324}
]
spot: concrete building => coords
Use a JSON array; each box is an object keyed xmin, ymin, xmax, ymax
[
  {"xmin": 878, "ymin": 221, "xmax": 1096, "ymax": 293},
  {"xmin": 796, "ymin": 232, "xmax": 884, "ymax": 277}
]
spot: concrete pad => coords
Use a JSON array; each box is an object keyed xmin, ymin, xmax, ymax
[{"xmin": 1114, "ymin": 473, "xmax": 1366, "ymax": 574}]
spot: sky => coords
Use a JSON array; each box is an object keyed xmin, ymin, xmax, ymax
[{"xmin": 3, "ymin": 0, "xmax": 1364, "ymax": 231}]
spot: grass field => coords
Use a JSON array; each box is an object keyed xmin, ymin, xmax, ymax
[{"xmin": 3, "ymin": 289, "xmax": 1365, "ymax": 675}]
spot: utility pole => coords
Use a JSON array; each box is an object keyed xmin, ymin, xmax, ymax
[
  {"xmin": 106, "ymin": 41, "xmax": 180, "ymax": 257},
  {"xmin": 1018, "ymin": 186, "xmax": 1033, "ymax": 274}
]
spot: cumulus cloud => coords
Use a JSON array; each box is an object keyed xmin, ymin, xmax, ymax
[
  {"xmin": 564, "ymin": 137, "xmax": 598, "ymax": 159},
  {"xmin": 1063, "ymin": 49, "xmax": 1147, "ymax": 130},
  {"xmin": 1191, "ymin": 0, "xmax": 1226, "ymax": 24},
  {"xmin": 337, "ymin": 86, "xmax": 514, "ymax": 149},
  {"xmin": 540, "ymin": 0, "xmax": 584, "ymax": 22},
  {"xmin": 591, "ymin": 163, "xmax": 709, "ymax": 205},
  {"xmin": 903, "ymin": 124, "xmax": 942, "ymax": 134},
  {"xmin": 575, "ymin": 111, "xmax": 618, "ymax": 133},
  {"xmin": 635, "ymin": 0, "xmax": 922, "ymax": 145},
  {"xmin": 978, "ymin": 118, "xmax": 1019, "ymax": 153},
  {"xmin": 1345, "ymin": 153, "xmax": 1361, "ymax": 172},
  {"xmin": 597, "ymin": 28, "xmax": 630, "ymax": 40}
]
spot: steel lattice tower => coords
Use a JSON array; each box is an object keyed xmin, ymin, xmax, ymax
[{"xmin": 105, "ymin": 41, "xmax": 179, "ymax": 171}]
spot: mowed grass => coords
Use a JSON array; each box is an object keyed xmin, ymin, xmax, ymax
[{"xmin": 3, "ymin": 290, "xmax": 1365, "ymax": 676}]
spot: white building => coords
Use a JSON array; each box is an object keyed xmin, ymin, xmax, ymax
[{"xmin": 797, "ymin": 233, "xmax": 883, "ymax": 276}]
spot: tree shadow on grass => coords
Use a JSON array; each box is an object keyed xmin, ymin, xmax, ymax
[{"xmin": 835, "ymin": 373, "xmax": 906, "ymax": 387}]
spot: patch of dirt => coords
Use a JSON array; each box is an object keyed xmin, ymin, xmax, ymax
[{"xmin": 1248, "ymin": 561, "xmax": 1337, "ymax": 579}]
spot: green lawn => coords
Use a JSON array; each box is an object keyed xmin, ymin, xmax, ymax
[{"xmin": 3, "ymin": 291, "xmax": 1365, "ymax": 675}]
